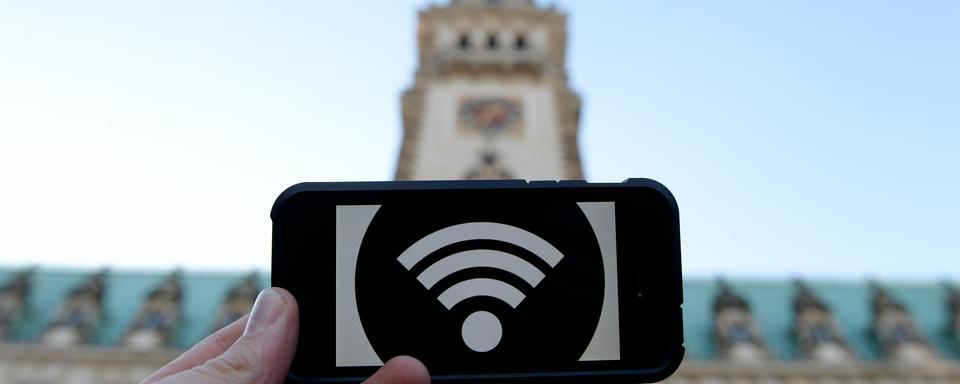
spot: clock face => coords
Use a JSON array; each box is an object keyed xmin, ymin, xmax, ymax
[{"xmin": 458, "ymin": 97, "xmax": 523, "ymax": 136}]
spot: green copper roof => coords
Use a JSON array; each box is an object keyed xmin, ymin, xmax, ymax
[
  {"xmin": 0, "ymin": 268, "xmax": 269, "ymax": 348},
  {"xmin": 684, "ymin": 279, "xmax": 959, "ymax": 360},
  {"xmin": 1, "ymin": 267, "xmax": 958, "ymax": 360}
]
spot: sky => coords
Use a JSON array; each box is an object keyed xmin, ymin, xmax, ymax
[{"xmin": 0, "ymin": 1, "xmax": 958, "ymax": 279}]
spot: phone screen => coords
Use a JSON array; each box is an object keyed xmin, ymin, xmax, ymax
[{"xmin": 272, "ymin": 180, "xmax": 683, "ymax": 383}]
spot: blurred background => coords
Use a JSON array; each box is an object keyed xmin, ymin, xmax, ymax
[{"xmin": 0, "ymin": 1, "xmax": 958, "ymax": 383}]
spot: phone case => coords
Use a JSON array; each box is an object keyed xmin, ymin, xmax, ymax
[{"xmin": 272, "ymin": 179, "xmax": 683, "ymax": 383}]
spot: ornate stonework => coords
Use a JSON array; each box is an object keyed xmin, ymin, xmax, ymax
[
  {"xmin": 792, "ymin": 280, "xmax": 853, "ymax": 362},
  {"xmin": 211, "ymin": 272, "xmax": 259, "ymax": 330},
  {"xmin": 712, "ymin": 281, "xmax": 769, "ymax": 361},
  {"xmin": 870, "ymin": 282, "xmax": 936, "ymax": 362},
  {"xmin": 1, "ymin": 270, "xmax": 959, "ymax": 384},
  {"xmin": 0, "ymin": 269, "xmax": 30, "ymax": 341},
  {"xmin": 464, "ymin": 150, "xmax": 514, "ymax": 179},
  {"xmin": 40, "ymin": 270, "xmax": 106, "ymax": 347},
  {"xmin": 949, "ymin": 283, "xmax": 960, "ymax": 342},
  {"xmin": 121, "ymin": 271, "xmax": 182, "ymax": 350},
  {"xmin": 395, "ymin": 0, "xmax": 583, "ymax": 181}
]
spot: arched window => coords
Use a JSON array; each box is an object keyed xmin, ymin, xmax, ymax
[
  {"xmin": 487, "ymin": 33, "xmax": 498, "ymax": 49},
  {"xmin": 459, "ymin": 33, "xmax": 471, "ymax": 49},
  {"xmin": 515, "ymin": 33, "xmax": 527, "ymax": 50}
]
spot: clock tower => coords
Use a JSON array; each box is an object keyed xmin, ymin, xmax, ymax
[{"xmin": 395, "ymin": 0, "xmax": 583, "ymax": 180}]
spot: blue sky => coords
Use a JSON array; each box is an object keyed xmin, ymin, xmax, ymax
[{"xmin": 1, "ymin": 1, "xmax": 957, "ymax": 278}]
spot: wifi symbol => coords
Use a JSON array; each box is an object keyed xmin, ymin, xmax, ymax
[{"xmin": 397, "ymin": 222, "xmax": 564, "ymax": 353}]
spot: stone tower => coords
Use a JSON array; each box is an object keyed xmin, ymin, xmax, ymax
[{"xmin": 395, "ymin": 0, "xmax": 583, "ymax": 181}]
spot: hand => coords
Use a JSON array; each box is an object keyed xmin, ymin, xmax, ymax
[{"xmin": 140, "ymin": 287, "xmax": 430, "ymax": 384}]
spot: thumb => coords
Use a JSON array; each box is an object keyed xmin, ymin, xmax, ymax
[
  {"xmin": 364, "ymin": 356, "xmax": 431, "ymax": 384},
  {"xmin": 159, "ymin": 288, "xmax": 299, "ymax": 384}
]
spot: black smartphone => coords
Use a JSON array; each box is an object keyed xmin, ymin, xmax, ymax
[{"xmin": 271, "ymin": 179, "xmax": 683, "ymax": 383}]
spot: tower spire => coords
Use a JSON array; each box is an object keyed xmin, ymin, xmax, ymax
[{"xmin": 396, "ymin": 0, "xmax": 582, "ymax": 180}]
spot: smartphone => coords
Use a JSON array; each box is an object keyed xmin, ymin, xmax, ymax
[{"xmin": 271, "ymin": 179, "xmax": 683, "ymax": 383}]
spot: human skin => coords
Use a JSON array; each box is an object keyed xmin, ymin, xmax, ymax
[{"xmin": 140, "ymin": 287, "xmax": 431, "ymax": 384}]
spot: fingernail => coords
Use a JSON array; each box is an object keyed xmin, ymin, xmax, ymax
[{"xmin": 244, "ymin": 288, "xmax": 286, "ymax": 335}]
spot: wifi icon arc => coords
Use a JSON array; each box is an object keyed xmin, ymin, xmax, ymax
[{"xmin": 398, "ymin": 222, "xmax": 565, "ymax": 353}]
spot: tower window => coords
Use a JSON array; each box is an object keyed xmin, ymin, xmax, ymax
[
  {"xmin": 487, "ymin": 33, "xmax": 498, "ymax": 49},
  {"xmin": 459, "ymin": 33, "xmax": 470, "ymax": 49},
  {"xmin": 515, "ymin": 34, "xmax": 527, "ymax": 50}
]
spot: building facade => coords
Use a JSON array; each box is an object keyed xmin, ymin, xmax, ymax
[
  {"xmin": 0, "ymin": 269, "xmax": 263, "ymax": 384},
  {"xmin": 1, "ymin": 268, "xmax": 959, "ymax": 383},
  {"xmin": 1, "ymin": 2, "xmax": 958, "ymax": 384},
  {"xmin": 395, "ymin": 0, "xmax": 583, "ymax": 180}
]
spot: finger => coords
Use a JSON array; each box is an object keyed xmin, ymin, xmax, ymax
[
  {"xmin": 363, "ymin": 356, "xmax": 431, "ymax": 384},
  {"xmin": 140, "ymin": 314, "xmax": 249, "ymax": 384},
  {"xmin": 151, "ymin": 287, "xmax": 300, "ymax": 384}
]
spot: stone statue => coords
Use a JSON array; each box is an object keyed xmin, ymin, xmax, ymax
[
  {"xmin": 122, "ymin": 270, "xmax": 182, "ymax": 350},
  {"xmin": 946, "ymin": 282, "xmax": 960, "ymax": 343},
  {"xmin": 870, "ymin": 282, "xmax": 934, "ymax": 362},
  {"xmin": 212, "ymin": 272, "xmax": 259, "ymax": 330},
  {"xmin": 464, "ymin": 151, "xmax": 513, "ymax": 180},
  {"xmin": 0, "ymin": 269, "xmax": 32, "ymax": 341},
  {"xmin": 792, "ymin": 280, "xmax": 852, "ymax": 362},
  {"xmin": 40, "ymin": 270, "xmax": 106, "ymax": 347},
  {"xmin": 713, "ymin": 280, "xmax": 768, "ymax": 361}
]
